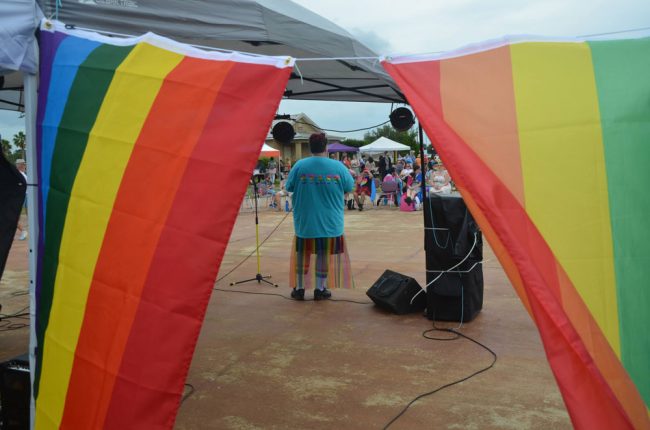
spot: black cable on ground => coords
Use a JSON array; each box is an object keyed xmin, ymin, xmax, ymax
[
  {"xmin": 382, "ymin": 326, "xmax": 497, "ymax": 430},
  {"xmin": 214, "ymin": 210, "xmax": 291, "ymax": 285},
  {"xmin": 0, "ymin": 319, "xmax": 29, "ymax": 331},
  {"xmin": 0, "ymin": 306, "xmax": 30, "ymax": 319},
  {"xmin": 0, "ymin": 305, "xmax": 31, "ymax": 331},
  {"xmin": 10, "ymin": 290, "xmax": 29, "ymax": 297}
]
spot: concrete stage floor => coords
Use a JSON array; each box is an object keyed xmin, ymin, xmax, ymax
[{"xmin": 1, "ymin": 208, "xmax": 571, "ymax": 429}]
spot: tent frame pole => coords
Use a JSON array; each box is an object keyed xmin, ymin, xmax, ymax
[
  {"xmin": 419, "ymin": 122, "xmax": 428, "ymax": 231},
  {"xmin": 286, "ymin": 74, "xmax": 405, "ymax": 103},
  {"xmin": 24, "ymin": 70, "xmax": 39, "ymax": 430}
]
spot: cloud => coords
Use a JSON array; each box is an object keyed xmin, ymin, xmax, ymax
[{"xmin": 293, "ymin": 0, "xmax": 650, "ymax": 55}]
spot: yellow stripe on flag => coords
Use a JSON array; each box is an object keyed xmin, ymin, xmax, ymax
[
  {"xmin": 511, "ymin": 42, "xmax": 620, "ymax": 355},
  {"xmin": 36, "ymin": 43, "xmax": 183, "ymax": 429}
]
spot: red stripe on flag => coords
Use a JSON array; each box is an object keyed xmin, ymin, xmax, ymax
[
  {"xmin": 384, "ymin": 61, "xmax": 640, "ymax": 429},
  {"xmin": 393, "ymin": 60, "xmax": 443, "ymax": 117},
  {"xmin": 102, "ymin": 62, "xmax": 290, "ymax": 429},
  {"xmin": 60, "ymin": 57, "xmax": 235, "ymax": 428}
]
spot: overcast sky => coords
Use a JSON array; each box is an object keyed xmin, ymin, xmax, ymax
[{"xmin": 2, "ymin": 0, "xmax": 649, "ymax": 142}]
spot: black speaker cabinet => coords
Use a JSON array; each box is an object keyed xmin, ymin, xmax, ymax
[
  {"xmin": 0, "ymin": 353, "xmax": 30, "ymax": 430},
  {"xmin": 366, "ymin": 270, "xmax": 426, "ymax": 315},
  {"xmin": 424, "ymin": 194, "xmax": 484, "ymax": 323},
  {"xmin": 426, "ymin": 262, "xmax": 483, "ymax": 322},
  {"xmin": 424, "ymin": 194, "xmax": 482, "ymax": 265}
]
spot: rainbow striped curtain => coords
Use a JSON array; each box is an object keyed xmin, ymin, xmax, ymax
[
  {"xmin": 34, "ymin": 21, "xmax": 291, "ymax": 429},
  {"xmin": 383, "ymin": 37, "xmax": 649, "ymax": 429}
]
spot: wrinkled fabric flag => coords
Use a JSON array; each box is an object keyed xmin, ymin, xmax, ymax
[
  {"xmin": 34, "ymin": 20, "xmax": 292, "ymax": 429},
  {"xmin": 383, "ymin": 37, "xmax": 649, "ymax": 430}
]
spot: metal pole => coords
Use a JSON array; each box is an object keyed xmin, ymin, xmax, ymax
[
  {"xmin": 253, "ymin": 181, "xmax": 261, "ymax": 276},
  {"xmin": 418, "ymin": 123, "xmax": 427, "ymax": 209},
  {"xmin": 24, "ymin": 71, "xmax": 39, "ymax": 430}
]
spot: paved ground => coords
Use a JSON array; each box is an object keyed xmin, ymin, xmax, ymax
[{"xmin": 1, "ymin": 208, "xmax": 571, "ymax": 429}]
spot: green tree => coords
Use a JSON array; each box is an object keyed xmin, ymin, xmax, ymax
[
  {"xmin": 362, "ymin": 125, "xmax": 419, "ymax": 151},
  {"xmin": 342, "ymin": 138, "xmax": 365, "ymax": 148},
  {"xmin": 1, "ymin": 138, "xmax": 11, "ymax": 158},
  {"xmin": 13, "ymin": 131, "xmax": 26, "ymax": 159}
]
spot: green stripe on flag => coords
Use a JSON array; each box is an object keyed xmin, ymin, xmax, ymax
[{"xmin": 590, "ymin": 37, "xmax": 650, "ymax": 407}]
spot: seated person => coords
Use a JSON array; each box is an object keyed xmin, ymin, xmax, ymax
[
  {"xmin": 353, "ymin": 168, "xmax": 373, "ymax": 211},
  {"xmin": 427, "ymin": 163, "xmax": 452, "ymax": 194},
  {"xmin": 394, "ymin": 172, "xmax": 404, "ymax": 204},
  {"xmin": 399, "ymin": 185, "xmax": 416, "ymax": 212},
  {"xmin": 350, "ymin": 156, "xmax": 360, "ymax": 174},
  {"xmin": 405, "ymin": 180, "xmax": 423, "ymax": 210},
  {"xmin": 405, "ymin": 173, "xmax": 414, "ymax": 188},
  {"xmin": 346, "ymin": 169, "xmax": 357, "ymax": 210},
  {"xmin": 400, "ymin": 163, "xmax": 414, "ymax": 178},
  {"xmin": 413, "ymin": 166, "xmax": 423, "ymax": 184},
  {"xmin": 383, "ymin": 167, "xmax": 396, "ymax": 182},
  {"xmin": 378, "ymin": 167, "xmax": 399, "ymax": 206},
  {"xmin": 272, "ymin": 179, "xmax": 292, "ymax": 211},
  {"xmin": 258, "ymin": 174, "xmax": 278, "ymax": 206}
]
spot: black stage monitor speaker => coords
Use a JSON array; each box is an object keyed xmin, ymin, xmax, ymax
[
  {"xmin": 0, "ymin": 353, "xmax": 30, "ymax": 430},
  {"xmin": 366, "ymin": 270, "xmax": 426, "ymax": 315}
]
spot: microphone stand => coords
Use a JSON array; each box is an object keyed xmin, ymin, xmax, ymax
[{"xmin": 230, "ymin": 177, "xmax": 278, "ymax": 287}]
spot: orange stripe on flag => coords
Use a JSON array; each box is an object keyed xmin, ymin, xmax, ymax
[
  {"xmin": 456, "ymin": 184, "xmax": 531, "ymax": 314},
  {"xmin": 440, "ymin": 47, "xmax": 525, "ymax": 206}
]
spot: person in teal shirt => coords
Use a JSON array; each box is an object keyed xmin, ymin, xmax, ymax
[{"xmin": 286, "ymin": 133, "xmax": 355, "ymax": 300}]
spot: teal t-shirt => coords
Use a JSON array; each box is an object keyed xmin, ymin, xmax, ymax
[{"xmin": 285, "ymin": 156, "xmax": 355, "ymax": 238}]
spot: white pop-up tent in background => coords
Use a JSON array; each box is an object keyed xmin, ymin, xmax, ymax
[{"xmin": 359, "ymin": 136, "xmax": 412, "ymax": 153}]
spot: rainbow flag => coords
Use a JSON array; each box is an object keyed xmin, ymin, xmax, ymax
[
  {"xmin": 383, "ymin": 36, "xmax": 650, "ymax": 429},
  {"xmin": 34, "ymin": 21, "xmax": 291, "ymax": 429}
]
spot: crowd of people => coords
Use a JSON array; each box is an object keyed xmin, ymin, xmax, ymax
[{"xmin": 251, "ymin": 149, "xmax": 453, "ymax": 214}]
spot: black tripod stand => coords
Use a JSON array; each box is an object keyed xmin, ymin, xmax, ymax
[{"xmin": 231, "ymin": 178, "xmax": 278, "ymax": 287}]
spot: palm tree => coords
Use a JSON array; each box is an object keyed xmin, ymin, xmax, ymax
[{"xmin": 13, "ymin": 131, "xmax": 26, "ymax": 159}]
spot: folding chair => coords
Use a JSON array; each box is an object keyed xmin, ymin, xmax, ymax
[{"xmin": 376, "ymin": 180, "xmax": 398, "ymax": 208}]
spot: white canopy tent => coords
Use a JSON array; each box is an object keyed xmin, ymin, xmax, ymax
[{"xmin": 359, "ymin": 136, "xmax": 411, "ymax": 153}]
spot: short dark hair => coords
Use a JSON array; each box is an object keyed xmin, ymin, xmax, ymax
[{"xmin": 309, "ymin": 133, "xmax": 328, "ymax": 154}]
